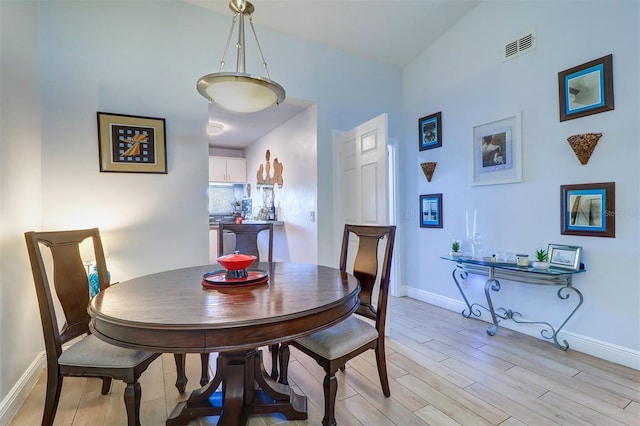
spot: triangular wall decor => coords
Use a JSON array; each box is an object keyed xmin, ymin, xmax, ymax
[
  {"xmin": 420, "ymin": 162, "xmax": 437, "ymax": 182},
  {"xmin": 567, "ymin": 133, "xmax": 602, "ymax": 165}
]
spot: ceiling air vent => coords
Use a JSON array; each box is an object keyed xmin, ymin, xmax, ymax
[{"xmin": 503, "ymin": 31, "xmax": 536, "ymax": 61}]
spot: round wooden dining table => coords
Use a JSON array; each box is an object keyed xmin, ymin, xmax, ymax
[{"xmin": 88, "ymin": 262, "xmax": 360, "ymax": 425}]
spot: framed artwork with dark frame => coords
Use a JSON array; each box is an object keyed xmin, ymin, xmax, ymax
[
  {"xmin": 420, "ymin": 193, "xmax": 443, "ymax": 228},
  {"xmin": 560, "ymin": 182, "xmax": 615, "ymax": 238},
  {"xmin": 471, "ymin": 113, "xmax": 522, "ymax": 186},
  {"xmin": 547, "ymin": 244, "xmax": 583, "ymax": 271},
  {"xmin": 97, "ymin": 112, "xmax": 167, "ymax": 174},
  {"xmin": 418, "ymin": 112, "xmax": 442, "ymax": 151},
  {"xmin": 558, "ymin": 54, "xmax": 614, "ymax": 122}
]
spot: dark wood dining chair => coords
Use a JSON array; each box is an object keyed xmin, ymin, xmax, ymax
[
  {"xmin": 277, "ymin": 224, "xmax": 396, "ymax": 426},
  {"xmin": 24, "ymin": 228, "xmax": 160, "ymax": 426},
  {"xmin": 217, "ymin": 222, "xmax": 274, "ymax": 266},
  {"xmin": 173, "ymin": 222, "xmax": 275, "ymax": 392}
]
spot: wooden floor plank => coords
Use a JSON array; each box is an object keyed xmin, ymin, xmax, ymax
[
  {"xmin": 507, "ymin": 365, "xmax": 632, "ymax": 409},
  {"xmin": 424, "ymin": 338, "xmax": 514, "ymax": 372},
  {"xmin": 465, "ymin": 382, "xmax": 568, "ymax": 426},
  {"xmin": 386, "ymin": 352, "xmax": 510, "ymax": 425},
  {"xmin": 388, "ymin": 351, "xmax": 474, "ymax": 390},
  {"xmin": 507, "ymin": 366, "xmax": 638, "ymax": 425},
  {"xmin": 396, "ymin": 375, "xmax": 494, "ymax": 426},
  {"xmin": 473, "ymin": 335, "xmax": 582, "ymax": 377},
  {"xmin": 539, "ymin": 391, "xmax": 632, "ymax": 426},
  {"xmin": 344, "ymin": 356, "xmax": 428, "ymax": 417},
  {"xmin": 414, "ymin": 404, "xmax": 462, "ymax": 426},
  {"xmin": 573, "ymin": 370, "xmax": 640, "ymax": 402},
  {"xmin": 439, "ymin": 356, "xmax": 548, "ymax": 398},
  {"xmin": 539, "ymin": 345, "xmax": 640, "ymax": 380}
]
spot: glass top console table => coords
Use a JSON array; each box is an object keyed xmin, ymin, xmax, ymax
[{"xmin": 441, "ymin": 256, "xmax": 585, "ymax": 350}]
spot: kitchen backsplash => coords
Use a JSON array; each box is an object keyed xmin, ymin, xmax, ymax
[{"xmin": 208, "ymin": 184, "xmax": 246, "ymax": 214}]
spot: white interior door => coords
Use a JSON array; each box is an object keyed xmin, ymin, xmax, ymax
[{"xmin": 333, "ymin": 113, "xmax": 388, "ymax": 232}]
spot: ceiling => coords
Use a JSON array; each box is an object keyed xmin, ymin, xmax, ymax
[
  {"xmin": 192, "ymin": 0, "xmax": 480, "ymax": 148},
  {"xmin": 207, "ymin": 97, "xmax": 314, "ymax": 148}
]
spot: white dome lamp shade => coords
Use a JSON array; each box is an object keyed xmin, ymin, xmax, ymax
[
  {"xmin": 197, "ymin": 0, "xmax": 285, "ymax": 114},
  {"xmin": 198, "ymin": 73, "xmax": 284, "ymax": 114}
]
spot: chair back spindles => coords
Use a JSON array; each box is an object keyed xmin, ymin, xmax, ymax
[
  {"xmin": 340, "ymin": 225, "xmax": 395, "ymax": 329},
  {"xmin": 26, "ymin": 229, "xmax": 108, "ymax": 348}
]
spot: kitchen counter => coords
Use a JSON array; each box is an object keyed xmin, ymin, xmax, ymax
[
  {"xmin": 209, "ymin": 220, "xmax": 284, "ymax": 229},
  {"xmin": 241, "ymin": 220, "xmax": 284, "ymax": 225}
]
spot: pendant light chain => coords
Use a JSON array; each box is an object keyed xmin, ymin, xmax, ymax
[
  {"xmin": 248, "ymin": 16, "xmax": 272, "ymax": 80},
  {"xmin": 218, "ymin": 13, "xmax": 239, "ymax": 72}
]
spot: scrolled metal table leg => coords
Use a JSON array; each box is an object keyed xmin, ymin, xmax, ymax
[
  {"xmin": 549, "ymin": 284, "xmax": 583, "ymax": 350},
  {"xmin": 452, "ymin": 268, "xmax": 482, "ymax": 318},
  {"xmin": 483, "ymin": 269, "xmax": 501, "ymax": 336}
]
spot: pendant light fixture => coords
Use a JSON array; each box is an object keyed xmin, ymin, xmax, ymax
[{"xmin": 197, "ymin": 0, "xmax": 285, "ymax": 113}]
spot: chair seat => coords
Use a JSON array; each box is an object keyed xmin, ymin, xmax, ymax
[
  {"xmin": 295, "ymin": 316, "xmax": 378, "ymax": 360},
  {"xmin": 59, "ymin": 334, "xmax": 156, "ymax": 368}
]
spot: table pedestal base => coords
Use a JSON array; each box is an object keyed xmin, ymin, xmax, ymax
[{"xmin": 167, "ymin": 349, "xmax": 307, "ymax": 425}]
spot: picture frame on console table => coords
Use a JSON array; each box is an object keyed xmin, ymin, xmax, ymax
[
  {"xmin": 558, "ymin": 54, "xmax": 614, "ymax": 122},
  {"xmin": 471, "ymin": 113, "xmax": 522, "ymax": 186},
  {"xmin": 97, "ymin": 112, "xmax": 167, "ymax": 174},
  {"xmin": 560, "ymin": 182, "xmax": 615, "ymax": 238},
  {"xmin": 420, "ymin": 193, "xmax": 443, "ymax": 228},
  {"xmin": 547, "ymin": 244, "xmax": 582, "ymax": 271}
]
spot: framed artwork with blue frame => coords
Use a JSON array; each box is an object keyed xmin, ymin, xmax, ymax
[
  {"xmin": 420, "ymin": 193, "xmax": 442, "ymax": 228},
  {"xmin": 558, "ymin": 54, "xmax": 614, "ymax": 122},
  {"xmin": 418, "ymin": 111, "xmax": 442, "ymax": 151},
  {"xmin": 561, "ymin": 182, "xmax": 615, "ymax": 238}
]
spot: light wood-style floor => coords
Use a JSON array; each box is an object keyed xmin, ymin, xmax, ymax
[{"xmin": 10, "ymin": 297, "xmax": 640, "ymax": 425}]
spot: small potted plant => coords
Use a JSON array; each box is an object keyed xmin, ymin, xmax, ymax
[
  {"xmin": 532, "ymin": 248, "xmax": 550, "ymax": 269},
  {"xmin": 450, "ymin": 240, "xmax": 462, "ymax": 257}
]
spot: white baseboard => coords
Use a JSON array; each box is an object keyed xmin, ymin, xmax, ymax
[
  {"xmin": 0, "ymin": 352, "xmax": 45, "ymax": 425},
  {"xmin": 405, "ymin": 287, "xmax": 640, "ymax": 371}
]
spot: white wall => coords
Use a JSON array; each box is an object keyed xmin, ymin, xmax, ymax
[
  {"xmin": 245, "ymin": 105, "xmax": 319, "ymax": 264},
  {"xmin": 38, "ymin": 1, "xmax": 213, "ymax": 283},
  {"xmin": 0, "ymin": 1, "xmax": 46, "ymax": 420},
  {"xmin": 401, "ymin": 0, "xmax": 639, "ymax": 368}
]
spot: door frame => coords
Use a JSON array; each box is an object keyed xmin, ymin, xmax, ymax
[{"xmin": 387, "ymin": 139, "xmax": 402, "ymax": 297}]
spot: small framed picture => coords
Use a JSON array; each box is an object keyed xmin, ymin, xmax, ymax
[
  {"xmin": 97, "ymin": 112, "xmax": 167, "ymax": 173},
  {"xmin": 547, "ymin": 244, "xmax": 583, "ymax": 271},
  {"xmin": 558, "ymin": 54, "xmax": 614, "ymax": 122},
  {"xmin": 420, "ymin": 193, "xmax": 442, "ymax": 228},
  {"xmin": 418, "ymin": 112, "xmax": 442, "ymax": 151},
  {"xmin": 560, "ymin": 182, "xmax": 615, "ymax": 238},
  {"xmin": 471, "ymin": 113, "xmax": 522, "ymax": 186}
]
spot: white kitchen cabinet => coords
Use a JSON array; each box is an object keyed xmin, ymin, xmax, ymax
[{"xmin": 209, "ymin": 156, "xmax": 246, "ymax": 183}]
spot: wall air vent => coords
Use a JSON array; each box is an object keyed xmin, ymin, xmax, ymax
[
  {"xmin": 503, "ymin": 31, "xmax": 536, "ymax": 61},
  {"xmin": 504, "ymin": 40, "xmax": 518, "ymax": 58}
]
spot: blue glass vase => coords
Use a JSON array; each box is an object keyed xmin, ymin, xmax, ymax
[{"xmin": 88, "ymin": 264, "xmax": 110, "ymax": 298}]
